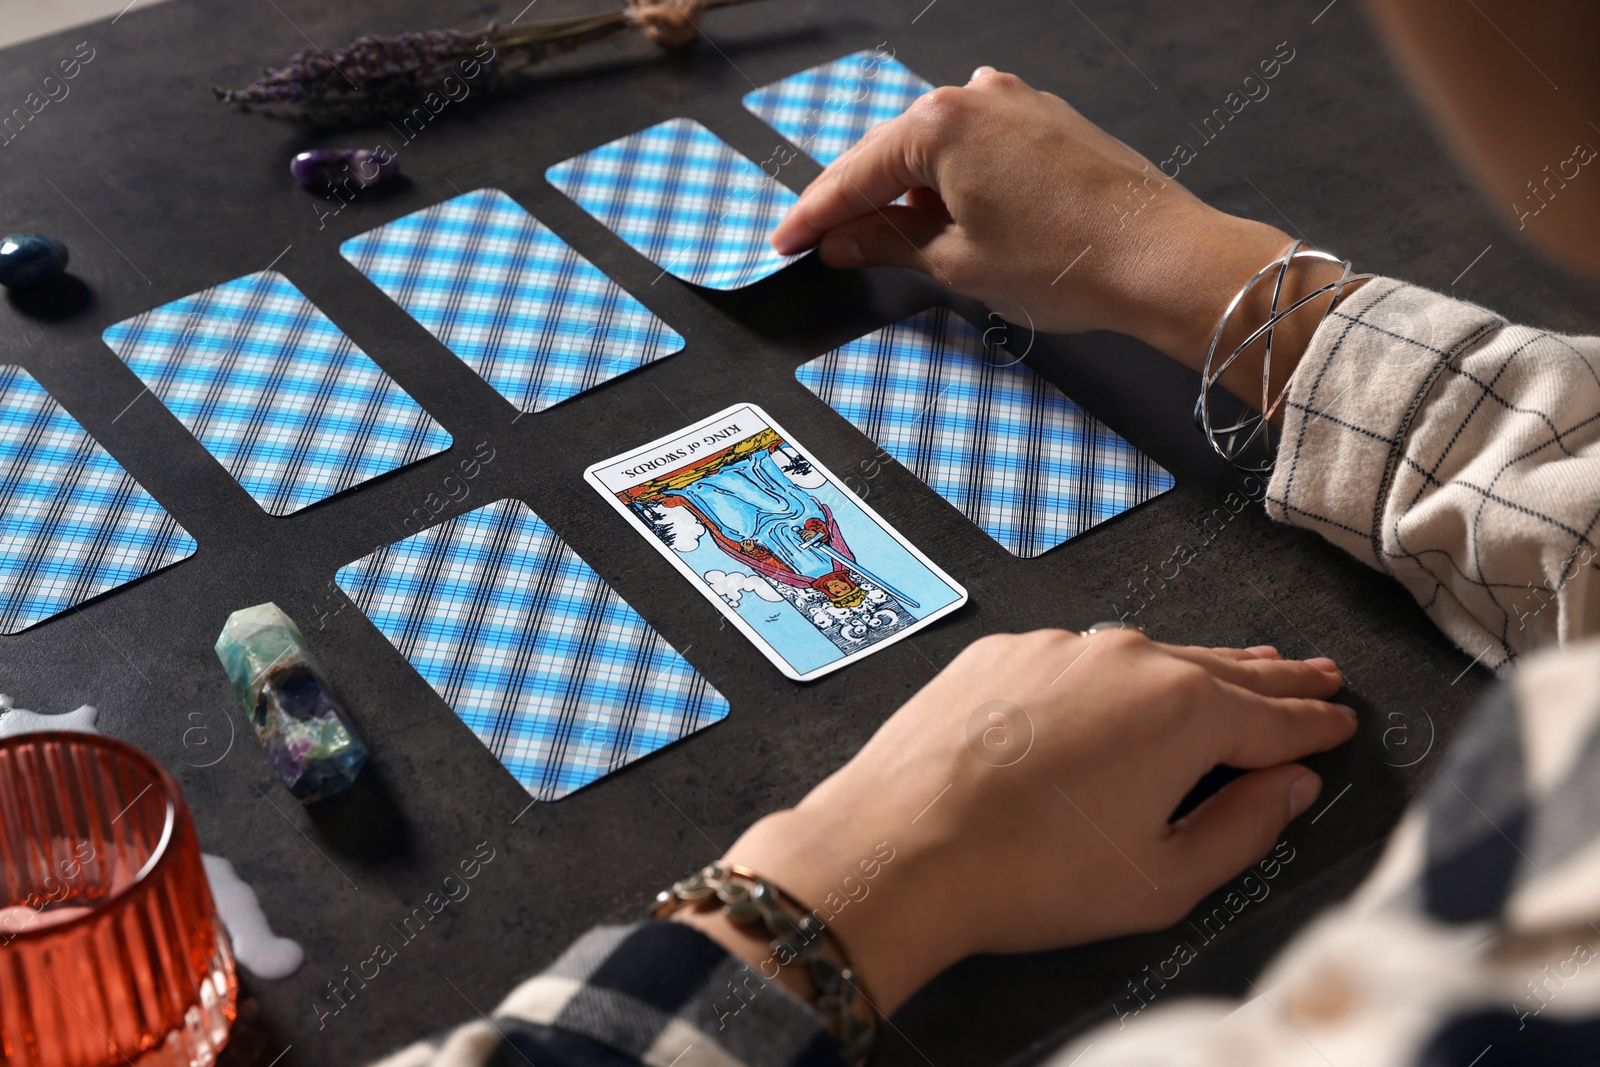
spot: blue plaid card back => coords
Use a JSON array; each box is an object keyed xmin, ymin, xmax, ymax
[
  {"xmin": 341, "ymin": 189, "xmax": 685, "ymax": 413},
  {"xmin": 743, "ymin": 49, "xmax": 934, "ymax": 167},
  {"xmin": 0, "ymin": 365, "xmax": 195, "ymax": 633},
  {"xmin": 336, "ymin": 498, "xmax": 728, "ymax": 801},
  {"xmin": 796, "ymin": 308, "xmax": 1175, "ymax": 558},
  {"xmin": 545, "ymin": 118, "xmax": 801, "ymax": 290},
  {"xmin": 102, "ymin": 271, "xmax": 452, "ymax": 516}
]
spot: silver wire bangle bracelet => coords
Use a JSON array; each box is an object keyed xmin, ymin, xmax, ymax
[{"xmin": 1193, "ymin": 240, "xmax": 1374, "ymax": 471}]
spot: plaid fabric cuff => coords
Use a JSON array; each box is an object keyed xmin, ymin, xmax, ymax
[
  {"xmin": 1266, "ymin": 278, "xmax": 1504, "ymax": 570},
  {"xmin": 371, "ymin": 922, "xmax": 844, "ymax": 1067}
]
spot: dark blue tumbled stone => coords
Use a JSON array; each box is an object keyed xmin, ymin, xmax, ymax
[{"xmin": 0, "ymin": 234, "xmax": 69, "ymax": 291}]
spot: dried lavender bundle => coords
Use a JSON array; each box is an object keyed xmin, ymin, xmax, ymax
[{"xmin": 214, "ymin": 0, "xmax": 767, "ymax": 123}]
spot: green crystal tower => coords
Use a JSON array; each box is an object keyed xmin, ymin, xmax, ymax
[{"xmin": 214, "ymin": 602, "xmax": 368, "ymax": 801}]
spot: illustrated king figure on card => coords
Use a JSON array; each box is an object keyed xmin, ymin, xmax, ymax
[{"xmin": 618, "ymin": 428, "xmax": 915, "ymax": 651}]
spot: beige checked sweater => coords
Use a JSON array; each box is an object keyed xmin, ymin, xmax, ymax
[{"xmin": 1266, "ymin": 278, "xmax": 1600, "ymax": 672}]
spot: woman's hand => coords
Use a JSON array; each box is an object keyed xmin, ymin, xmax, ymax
[
  {"xmin": 769, "ymin": 68, "xmax": 1352, "ymax": 406},
  {"xmin": 683, "ymin": 630, "xmax": 1354, "ymax": 1014}
]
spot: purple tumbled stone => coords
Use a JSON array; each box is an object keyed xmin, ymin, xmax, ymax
[
  {"xmin": 290, "ymin": 147, "xmax": 400, "ymax": 190},
  {"xmin": 346, "ymin": 149, "xmax": 400, "ymax": 187},
  {"xmin": 289, "ymin": 148, "xmax": 343, "ymax": 188}
]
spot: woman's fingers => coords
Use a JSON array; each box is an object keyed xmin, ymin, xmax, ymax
[
  {"xmin": 772, "ymin": 70, "xmax": 1025, "ymax": 255},
  {"xmin": 770, "ymin": 94, "xmax": 951, "ymax": 254},
  {"xmin": 1200, "ymin": 647, "xmax": 1266, "ymax": 661},
  {"xmin": 902, "ymin": 185, "xmax": 952, "ymax": 218},
  {"xmin": 1161, "ymin": 643, "xmax": 1343, "ymax": 697},
  {"xmin": 1163, "ymin": 763, "xmax": 1321, "ymax": 892},
  {"xmin": 1200, "ymin": 645, "xmax": 1280, "ymax": 661},
  {"xmin": 815, "ymin": 205, "xmax": 959, "ymax": 272},
  {"xmin": 1200, "ymin": 681, "xmax": 1357, "ymax": 768}
]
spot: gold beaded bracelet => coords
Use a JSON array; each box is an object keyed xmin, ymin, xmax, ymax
[{"xmin": 651, "ymin": 862, "xmax": 879, "ymax": 1065}]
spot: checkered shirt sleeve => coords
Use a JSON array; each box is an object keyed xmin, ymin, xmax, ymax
[
  {"xmin": 369, "ymin": 921, "xmax": 844, "ymax": 1067},
  {"xmin": 1267, "ymin": 278, "xmax": 1600, "ymax": 672}
]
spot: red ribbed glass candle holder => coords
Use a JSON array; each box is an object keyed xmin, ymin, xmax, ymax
[{"xmin": 0, "ymin": 732, "xmax": 236, "ymax": 1067}]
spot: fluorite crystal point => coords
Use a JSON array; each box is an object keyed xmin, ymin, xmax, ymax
[{"xmin": 214, "ymin": 602, "xmax": 368, "ymax": 801}]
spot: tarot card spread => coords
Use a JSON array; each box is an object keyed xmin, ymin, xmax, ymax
[
  {"xmin": 0, "ymin": 366, "xmax": 196, "ymax": 634},
  {"xmin": 102, "ymin": 270, "xmax": 451, "ymax": 516},
  {"xmin": 336, "ymin": 498, "xmax": 727, "ymax": 802},
  {"xmin": 545, "ymin": 118, "xmax": 802, "ymax": 290},
  {"xmin": 743, "ymin": 48, "xmax": 935, "ymax": 168},
  {"xmin": 341, "ymin": 188, "xmax": 685, "ymax": 413},
  {"xmin": 796, "ymin": 307, "xmax": 1175, "ymax": 558},
  {"xmin": 586, "ymin": 404, "xmax": 967, "ymax": 682}
]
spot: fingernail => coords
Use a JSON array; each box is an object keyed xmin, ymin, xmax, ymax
[
  {"xmin": 1245, "ymin": 645, "xmax": 1279, "ymax": 659},
  {"xmin": 1288, "ymin": 771, "xmax": 1322, "ymax": 820},
  {"xmin": 969, "ymin": 65, "xmax": 995, "ymax": 82},
  {"xmin": 1336, "ymin": 704, "xmax": 1358, "ymax": 721},
  {"xmin": 1306, "ymin": 657, "xmax": 1340, "ymax": 674},
  {"xmin": 821, "ymin": 234, "xmax": 866, "ymax": 268}
]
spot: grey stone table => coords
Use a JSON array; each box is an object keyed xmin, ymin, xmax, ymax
[{"xmin": 3, "ymin": 0, "xmax": 1593, "ymax": 1064}]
